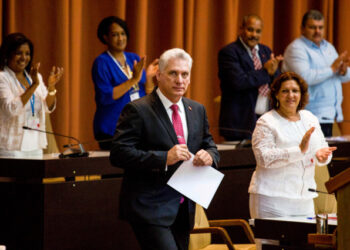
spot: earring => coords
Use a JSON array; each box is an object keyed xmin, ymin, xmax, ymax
[{"xmin": 276, "ymin": 99, "xmax": 280, "ymax": 108}]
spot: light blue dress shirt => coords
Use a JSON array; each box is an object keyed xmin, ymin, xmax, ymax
[{"xmin": 282, "ymin": 36, "xmax": 350, "ymax": 123}]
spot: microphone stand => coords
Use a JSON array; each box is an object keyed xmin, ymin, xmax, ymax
[{"xmin": 22, "ymin": 126, "xmax": 89, "ymax": 158}]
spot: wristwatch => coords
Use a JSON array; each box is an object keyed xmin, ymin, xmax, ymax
[{"xmin": 48, "ymin": 89, "xmax": 57, "ymax": 96}]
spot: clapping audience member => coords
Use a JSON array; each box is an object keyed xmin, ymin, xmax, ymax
[{"xmin": 0, "ymin": 33, "xmax": 63, "ymax": 157}]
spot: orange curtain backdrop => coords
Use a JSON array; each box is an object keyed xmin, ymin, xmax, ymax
[{"xmin": 2, "ymin": 0, "xmax": 350, "ymax": 151}]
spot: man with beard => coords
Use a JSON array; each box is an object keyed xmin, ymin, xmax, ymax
[
  {"xmin": 282, "ymin": 9, "xmax": 350, "ymax": 137},
  {"xmin": 218, "ymin": 14, "xmax": 282, "ymax": 142}
]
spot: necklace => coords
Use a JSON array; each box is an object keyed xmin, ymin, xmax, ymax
[
  {"xmin": 116, "ymin": 59, "xmax": 126, "ymax": 68},
  {"xmin": 107, "ymin": 50, "xmax": 132, "ymax": 78}
]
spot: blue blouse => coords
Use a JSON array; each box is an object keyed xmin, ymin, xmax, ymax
[{"xmin": 92, "ymin": 51, "xmax": 146, "ymax": 137}]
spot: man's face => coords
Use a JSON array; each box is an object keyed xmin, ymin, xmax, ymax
[
  {"xmin": 302, "ymin": 18, "xmax": 324, "ymax": 46},
  {"xmin": 156, "ymin": 58, "xmax": 191, "ymax": 103},
  {"xmin": 240, "ymin": 17, "xmax": 263, "ymax": 49}
]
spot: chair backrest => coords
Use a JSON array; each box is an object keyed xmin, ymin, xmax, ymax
[{"xmin": 189, "ymin": 204, "xmax": 211, "ymax": 250}]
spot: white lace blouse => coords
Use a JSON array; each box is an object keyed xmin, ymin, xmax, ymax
[{"xmin": 248, "ymin": 109, "xmax": 331, "ymax": 199}]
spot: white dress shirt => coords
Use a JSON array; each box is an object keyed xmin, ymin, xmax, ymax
[{"xmin": 156, "ymin": 88, "xmax": 188, "ymax": 143}]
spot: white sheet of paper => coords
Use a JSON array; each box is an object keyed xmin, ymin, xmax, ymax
[{"xmin": 167, "ymin": 155, "xmax": 224, "ymax": 209}]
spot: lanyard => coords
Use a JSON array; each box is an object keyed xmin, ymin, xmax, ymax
[
  {"xmin": 107, "ymin": 51, "xmax": 132, "ymax": 79},
  {"xmin": 18, "ymin": 74, "xmax": 35, "ymax": 116},
  {"xmin": 107, "ymin": 51, "xmax": 139, "ymax": 91}
]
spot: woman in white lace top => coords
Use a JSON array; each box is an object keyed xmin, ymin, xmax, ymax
[{"xmin": 248, "ymin": 72, "xmax": 337, "ymax": 218}]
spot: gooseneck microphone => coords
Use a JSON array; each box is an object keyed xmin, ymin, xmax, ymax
[
  {"xmin": 22, "ymin": 126, "xmax": 89, "ymax": 158},
  {"xmin": 308, "ymin": 188, "xmax": 330, "ymax": 195}
]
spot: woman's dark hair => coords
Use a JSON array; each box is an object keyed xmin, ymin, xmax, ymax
[
  {"xmin": 97, "ymin": 16, "xmax": 129, "ymax": 44},
  {"xmin": 270, "ymin": 72, "xmax": 309, "ymax": 111},
  {"xmin": 0, "ymin": 33, "xmax": 34, "ymax": 71}
]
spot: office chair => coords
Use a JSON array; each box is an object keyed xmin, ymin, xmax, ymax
[{"xmin": 189, "ymin": 204, "xmax": 256, "ymax": 250}]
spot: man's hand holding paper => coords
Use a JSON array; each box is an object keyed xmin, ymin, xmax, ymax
[{"xmin": 167, "ymin": 154, "xmax": 224, "ymax": 209}]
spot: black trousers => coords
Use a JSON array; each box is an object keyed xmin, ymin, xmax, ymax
[{"xmin": 129, "ymin": 200, "xmax": 190, "ymax": 250}]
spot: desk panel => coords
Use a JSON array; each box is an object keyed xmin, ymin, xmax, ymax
[
  {"xmin": 0, "ymin": 141, "xmax": 348, "ymax": 249},
  {"xmin": 253, "ymin": 217, "xmax": 337, "ymax": 250}
]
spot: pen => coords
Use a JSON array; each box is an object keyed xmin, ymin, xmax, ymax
[{"xmin": 307, "ymin": 216, "xmax": 337, "ymax": 220}]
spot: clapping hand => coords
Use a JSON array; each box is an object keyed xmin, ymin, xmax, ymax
[
  {"xmin": 264, "ymin": 53, "xmax": 283, "ymax": 75},
  {"xmin": 300, "ymin": 127, "xmax": 337, "ymax": 163},
  {"xmin": 316, "ymin": 147, "xmax": 337, "ymax": 163},
  {"xmin": 299, "ymin": 127, "xmax": 315, "ymax": 153},
  {"xmin": 145, "ymin": 58, "xmax": 159, "ymax": 92},
  {"xmin": 132, "ymin": 57, "xmax": 145, "ymax": 84},
  {"xmin": 47, "ymin": 66, "xmax": 64, "ymax": 89},
  {"xmin": 339, "ymin": 56, "xmax": 350, "ymax": 76},
  {"xmin": 146, "ymin": 59, "xmax": 159, "ymax": 79},
  {"xmin": 331, "ymin": 51, "xmax": 348, "ymax": 74},
  {"xmin": 30, "ymin": 62, "xmax": 41, "ymax": 86}
]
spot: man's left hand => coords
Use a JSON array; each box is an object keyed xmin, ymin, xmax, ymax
[{"xmin": 193, "ymin": 149, "xmax": 213, "ymax": 166}]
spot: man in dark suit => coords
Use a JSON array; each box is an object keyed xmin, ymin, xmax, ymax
[
  {"xmin": 110, "ymin": 48, "xmax": 220, "ymax": 250},
  {"xmin": 218, "ymin": 14, "xmax": 283, "ymax": 141}
]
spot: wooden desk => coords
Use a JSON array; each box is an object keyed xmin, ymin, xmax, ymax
[
  {"xmin": 0, "ymin": 141, "xmax": 349, "ymax": 250},
  {"xmin": 0, "ymin": 148, "xmax": 254, "ymax": 250},
  {"xmin": 0, "ymin": 152, "xmax": 136, "ymax": 250},
  {"xmin": 252, "ymin": 217, "xmax": 337, "ymax": 249}
]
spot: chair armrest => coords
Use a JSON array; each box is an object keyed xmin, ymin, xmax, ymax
[
  {"xmin": 191, "ymin": 227, "xmax": 235, "ymax": 250},
  {"xmin": 208, "ymin": 219, "xmax": 255, "ymax": 243}
]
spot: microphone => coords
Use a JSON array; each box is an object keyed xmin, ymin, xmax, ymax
[
  {"xmin": 22, "ymin": 126, "xmax": 89, "ymax": 158},
  {"xmin": 308, "ymin": 188, "xmax": 330, "ymax": 195}
]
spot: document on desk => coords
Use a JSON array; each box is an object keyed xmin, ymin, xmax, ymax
[{"xmin": 167, "ymin": 155, "xmax": 224, "ymax": 209}]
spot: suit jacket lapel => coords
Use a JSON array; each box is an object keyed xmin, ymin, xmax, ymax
[
  {"xmin": 182, "ymin": 98, "xmax": 195, "ymax": 148},
  {"xmin": 236, "ymin": 39, "xmax": 255, "ymax": 69},
  {"xmin": 149, "ymin": 91, "xmax": 178, "ymax": 145},
  {"xmin": 258, "ymin": 45, "xmax": 269, "ymax": 64}
]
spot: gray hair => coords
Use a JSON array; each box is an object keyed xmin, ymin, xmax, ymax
[
  {"xmin": 158, "ymin": 48, "xmax": 193, "ymax": 72},
  {"xmin": 302, "ymin": 10, "xmax": 324, "ymax": 27}
]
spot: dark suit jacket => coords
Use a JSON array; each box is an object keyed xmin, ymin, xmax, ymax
[
  {"xmin": 218, "ymin": 39, "xmax": 280, "ymax": 140},
  {"xmin": 110, "ymin": 89, "xmax": 219, "ymax": 230}
]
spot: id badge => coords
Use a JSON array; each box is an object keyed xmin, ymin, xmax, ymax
[
  {"xmin": 27, "ymin": 115, "xmax": 40, "ymax": 129},
  {"xmin": 130, "ymin": 89, "xmax": 140, "ymax": 101}
]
